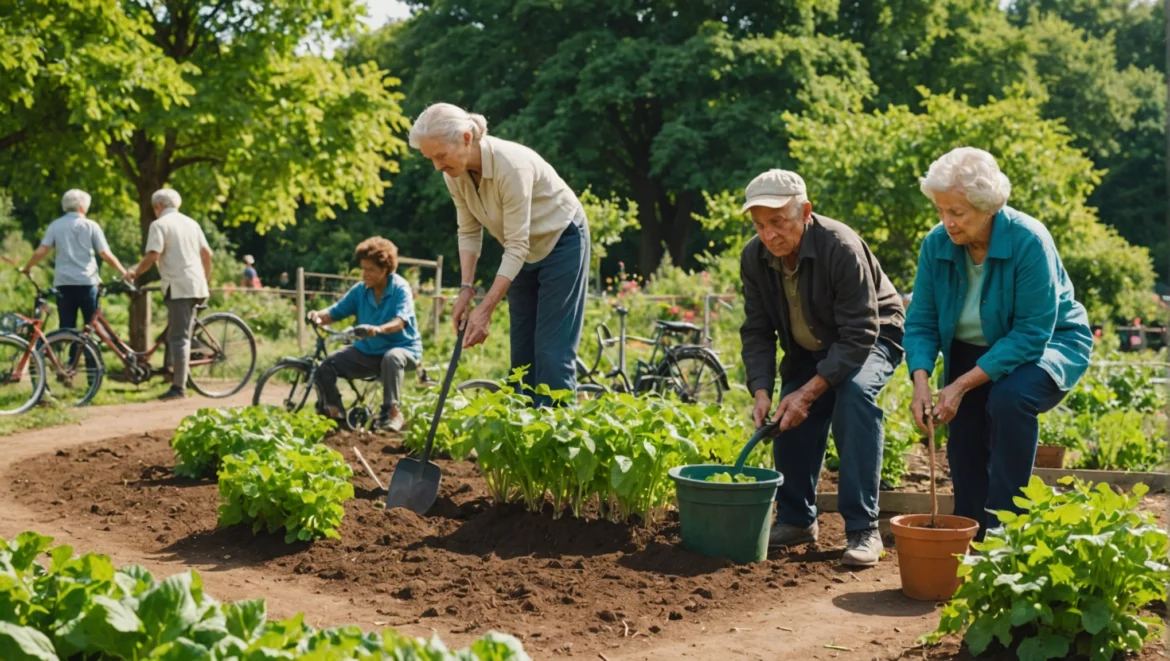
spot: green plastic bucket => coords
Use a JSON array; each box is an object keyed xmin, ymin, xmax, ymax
[{"xmin": 669, "ymin": 464, "xmax": 783, "ymax": 564}]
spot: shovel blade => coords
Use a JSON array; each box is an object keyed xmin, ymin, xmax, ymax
[{"xmin": 385, "ymin": 457, "xmax": 442, "ymax": 514}]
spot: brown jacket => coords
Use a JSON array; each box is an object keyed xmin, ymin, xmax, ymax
[{"xmin": 739, "ymin": 213, "xmax": 904, "ymax": 395}]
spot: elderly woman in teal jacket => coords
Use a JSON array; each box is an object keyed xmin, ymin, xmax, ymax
[{"xmin": 904, "ymin": 147, "xmax": 1093, "ymax": 537}]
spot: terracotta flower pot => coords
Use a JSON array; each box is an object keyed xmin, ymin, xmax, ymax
[
  {"xmin": 890, "ymin": 514, "xmax": 980, "ymax": 601},
  {"xmin": 1034, "ymin": 444, "xmax": 1066, "ymax": 468}
]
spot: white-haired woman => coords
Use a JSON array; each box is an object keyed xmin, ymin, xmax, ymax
[
  {"xmin": 904, "ymin": 147, "xmax": 1093, "ymax": 537},
  {"xmin": 410, "ymin": 103, "xmax": 589, "ymax": 406},
  {"xmin": 22, "ymin": 189, "xmax": 129, "ymax": 330}
]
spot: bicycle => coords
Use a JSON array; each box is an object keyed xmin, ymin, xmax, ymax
[
  {"xmin": 42, "ymin": 279, "xmax": 257, "ymax": 400},
  {"xmin": 0, "ymin": 273, "xmax": 102, "ymax": 414},
  {"xmin": 576, "ymin": 305, "xmax": 729, "ymax": 404},
  {"xmin": 252, "ymin": 320, "xmax": 386, "ymax": 432}
]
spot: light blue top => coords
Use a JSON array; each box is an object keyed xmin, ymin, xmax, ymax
[
  {"xmin": 326, "ymin": 274, "xmax": 422, "ymax": 360},
  {"xmin": 41, "ymin": 212, "xmax": 109, "ymax": 287},
  {"xmin": 904, "ymin": 206, "xmax": 1093, "ymax": 391},
  {"xmin": 954, "ymin": 252, "xmax": 988, "ymax": 346}
]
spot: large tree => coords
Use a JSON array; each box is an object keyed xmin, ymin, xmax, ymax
[
  {"xmin": 1, "ymin": 1, "xmax": 410, "ymax": 347},
  {"xmin": 786, "ymin": 91, "xmax": 1159, "ymax": 323},
  {"xmin": 380, "ymin": 0, "xmax": 871, "ymax": 275}
]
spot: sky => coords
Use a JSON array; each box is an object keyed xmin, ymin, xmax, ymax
[{"xmin": 360, "ymin": 0, "xmax": 412, "ymax": 27}]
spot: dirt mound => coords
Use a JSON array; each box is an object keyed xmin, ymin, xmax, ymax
[{"xmin": 12, "ymin": 429, "xmax": 862, "ymax": 657}]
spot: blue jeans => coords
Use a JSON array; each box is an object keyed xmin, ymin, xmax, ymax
[
  {"xmin": 947, "ymin": 341, "xmax": 1066, "ymax": 539},
  {"xmin": 773, "ymin": 337, "xmax": 902, "ymax": 532},
  {"xmin": 508, "ymin": 212, "xmax": 590, "ymax": 408},
  {"xmin": 56, "ymin": 285, "xmax": 98, "ymax": 329}
]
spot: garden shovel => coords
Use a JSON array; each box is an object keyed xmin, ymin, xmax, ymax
[
  {"xmin": 731, "ymin": 418, "xmax": 780, "ymax": 475},
  {"xmin": 386, "ymin": 323, "xmax": 466, "ymax": 514}
]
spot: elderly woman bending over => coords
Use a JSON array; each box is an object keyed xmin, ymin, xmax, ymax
[
  {"xmin": 903, "ymin": 147, "xmax": 1093, "ymax": 537},
  {"xmin": 409, "ymin": 103, "xmax": 589, "ymax": 406}
]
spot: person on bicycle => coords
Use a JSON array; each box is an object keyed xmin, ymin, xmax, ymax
[
  {"xmin": 306, "ymin": 237, "xmax": 422, "ymax": 432},
  {"xmin": 129, "ymin": 188, "xmax": 213, "ymax": 402},
  {"xmin": 739, "ymin": 169, "xmax": 905, "ymax": 568},
  {"xmin": 410, "ymin": 102, "xmax": 590, "ymax": 408},
  {"xmin": 21, "ymin": 189, "xmax": 131, "ymax": 329}
]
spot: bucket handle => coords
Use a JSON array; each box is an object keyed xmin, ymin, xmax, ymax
[{"xmin": 733, "ymin": 419, "xmax": 779, "ymax": 473}]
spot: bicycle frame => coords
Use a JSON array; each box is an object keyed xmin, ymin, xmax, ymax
[{"xmin": 587, "ymin": 306, "xmax": 692, "ymax": 393}]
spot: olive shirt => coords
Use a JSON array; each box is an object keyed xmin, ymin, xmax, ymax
[
  {"xmin": 443, "ymin": 136, "xmax": 585, "ymax": 281},
  {"xmin": 740, "ymin": 213, "xmax": 905, "ymax": 397}
]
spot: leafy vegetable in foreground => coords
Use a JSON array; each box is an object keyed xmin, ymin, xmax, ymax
[
  {"xmin": 0, "ymin": 531, "xmax": 530, "ymax": 660},
  {"xmin": 218, "ymin": 443, "xmax": 354, "ymax": 543},
  {"xmin": 704, "ymin": 471, "xmax": 757, "ymax": 483},
  {"xmin": 929, "ymin": 477, "xmax": 1168, "ymax": 661}
]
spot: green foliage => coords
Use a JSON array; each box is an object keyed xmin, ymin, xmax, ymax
[
  {"xmin": 0, "ymin": 531, "xmax": 530, "ymax": 659},
  {"xmin": 931, "ymin": 477, "xmax": 1168, "ymax": 661},
  {"xmin": 382, "ymin": 0, "xmax": 871, "ymax": 273},
  {"xmin": 786, "ymin": 90, "xmax": 1158, "ymax": 322},
  {"xmin": 218, "ymin": 443, "xmax": 354, "ymax": 544},
  {"xmin": 1075, "ymin": 411, "xmax": 1167, "ymax": 472},
  {"xmin": 704, "ymin": 471, "xmax": 757, "ymax": 484},
  {"xmin": 171, "ymin": 406, "xmax": 336, "ymax": 479},
  {"xmin": 407, "ymin": 375, "xmax": 767, "ymax": 524},
  {"xmin": 580, "ymin": 189, "xmax": 640, "ymax": 278}
]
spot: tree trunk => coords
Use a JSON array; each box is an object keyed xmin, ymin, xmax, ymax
[
  {"xmin": 665, "ymin": 191, "xmax": 696, "ymax": 267},
  {"xmin": 634, "ymin": 177, "xmax": 663, "ymax": 277}
]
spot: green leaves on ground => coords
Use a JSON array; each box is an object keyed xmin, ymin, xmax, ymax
[
  {"xmin": 931, "ymin": 477, "xmax": 1168, "ymax": 661},
  {"xmin": 172, "ymin": 406, "xmax": 349, "ymax": 543},
  {"xmin": 218, "ymin": 443, "xmax": 354, "ymax": 544},
  {"xmin": 171, "ymin": 406, "xmax": 336, "ymax": 478},
  {"xmin": 0, "ymin": 531, "xmax": 530, "ymax": 660},
  {"xmin": 408, "ymin": 375, "xmax": 768, "ymax": 524}
]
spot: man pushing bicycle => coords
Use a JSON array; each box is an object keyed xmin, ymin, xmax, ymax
[{"xmin": 306, "ymin": 237, "xmax": 423, "ymax": 432}]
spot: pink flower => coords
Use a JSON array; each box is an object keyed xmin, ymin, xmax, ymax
[
  {"xmin": 668, "ymin": 306, "xmax": 680, "ymax": 315},
  {"xmin": 683, "ymin": 310, "xmax": 696, "ymax": 323}
]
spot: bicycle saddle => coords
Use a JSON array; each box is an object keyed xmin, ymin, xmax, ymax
[{"xmin": 655, "ymin": 320, "xmax": 700, "ymax": 333}]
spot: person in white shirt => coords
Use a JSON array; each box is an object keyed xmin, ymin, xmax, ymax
[
  {"xmin": 129, "ymin": 189, "xmax": 213, "ymax": 401},
  {"xmin": 21, "ymin": 189, "xmax": 130, "ymax": 330},
  {"xmin": 410, "ymin": 103, "xmax": 590, "ymax": 407}
]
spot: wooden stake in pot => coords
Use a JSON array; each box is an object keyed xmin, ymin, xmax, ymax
[{"xmin": 927, "ymin": 410, "xmax": 937, "ymax": 528}]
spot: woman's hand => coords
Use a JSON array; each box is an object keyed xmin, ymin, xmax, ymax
[
  {"xmin": 463, "ymin": 304, "xmax": 493, "ymax": 347},
  {"xmin": 452, "ymin": 288, "xmax": 474, "ymax": 334},
  {"xmin": 932, "ymin": 383, "xmax": 967, "ymax": 425},
  {"xmin": 910, "ymin": 371, "xmax": 934, "ymax": 433}
]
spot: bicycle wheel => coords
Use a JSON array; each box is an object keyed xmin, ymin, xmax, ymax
[
  {"xmin": 654, "ymin": 348, "xmax": 727, "ymax": 405},
  {"xmin": 253, "ymin": 360, "xmax": 319, "ymax": 413},
  {"xmin": 575, "ymin": 382, "xmax": 607, "ymax": 401},
  {"xmin": 0, "ymin": 334, "xmax": 46, "ymax": 415},
  {"xmin": 40, "ymin": 329, "xmax": 105, "ymax": 407},
  {"xmin": 188, "ymin": 312, "xmax": 257, "ymax": 398},
  {"xmin": 455, "ymin": 379, "xmax": 500, "ymax": 398}
]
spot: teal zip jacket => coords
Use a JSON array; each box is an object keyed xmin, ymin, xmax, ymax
[{"xmin": 904, "ymin": 206, "xmax": 1093, "ymax": 390}]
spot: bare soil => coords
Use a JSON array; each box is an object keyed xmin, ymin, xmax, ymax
[{"xmin": 3, "ymin": 395, "xmax": 1166, "ymax": 660}]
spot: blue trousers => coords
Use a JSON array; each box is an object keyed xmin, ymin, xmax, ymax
[
  {"xmin": 947, "ymin": 341, "xmax": 1066, "ymax": 538},
  {"xmin": 56, "ymin": 285, "xmax": 98, "ymax": 329},
  {"xmin": 773, "ymin": 337, "xmax": 902, "ymax": 533},
  {"xmin": 507, "ymin": 212, "xmax": 590, "ymax": 407}
]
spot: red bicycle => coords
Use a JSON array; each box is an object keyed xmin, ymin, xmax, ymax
[{"xmin": 0, "ymin": 272, "xmax": 102, "ymax": 414}]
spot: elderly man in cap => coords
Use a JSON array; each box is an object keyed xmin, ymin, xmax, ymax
[{"xmin": 739, "ymin": 170, "xmax": 905, "ymax": 567}]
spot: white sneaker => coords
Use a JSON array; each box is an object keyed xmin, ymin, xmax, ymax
[{"xmin": 841, "ymin": 529, "xmax": 883, "ymax": 567}]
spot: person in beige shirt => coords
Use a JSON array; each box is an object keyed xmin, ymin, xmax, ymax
[
  {"xmin": 130, "ymin": 188, "xmax": 212, "ymax": 401},
  {"xmin": 410, "ymin": 102, "xmax": 590, "ymax": 406}
]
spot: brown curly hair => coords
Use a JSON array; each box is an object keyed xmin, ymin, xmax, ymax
[{"xmin": 355, "ymin": 236, "xmax": 398, "ymax": 273}]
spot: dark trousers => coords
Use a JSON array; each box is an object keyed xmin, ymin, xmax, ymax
[
  {"xmin": 947, "ymin": 341, "xmax": 1066, "ymax": 538},
  {"xmin": 56, "ymin": 285, "xmax": 98, "ymax": 329},
  {"xmin": 507, "ymin": 212, "xmax": 590, "ymax": 408},
  {"xmin": 773, "ymin": 337, "xmax": 902, "ymax": 533},
  {"xmin": 317, "ymin": 345, "xmax": 418, "ymax": 411}
]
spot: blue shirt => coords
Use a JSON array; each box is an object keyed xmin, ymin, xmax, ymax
[
  {"xmin": 904, "ymin": 206, "xmax": 1093, "ymax": 391},
  {"xmin": 41, "ymin": 212, "xmax": 110, "ymax": 287},
  {"xmin": 326, "ymin": 274, "xmax": 423, "ymax": 360}
]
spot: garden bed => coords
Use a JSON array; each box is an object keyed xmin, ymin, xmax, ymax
[{"xmin": 12, "ymin": 428, "xmax": 862, "ymax": 657}]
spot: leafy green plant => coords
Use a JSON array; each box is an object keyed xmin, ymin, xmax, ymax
[
  {"xmin": 171, "ymin": 406, "xmax": 336, "ymax": 478},
  {"xmin": 1077, "ymin": 410, "xmax": 1166, "ymax": 472},
  {"xmin": 0, "ymin": 531, "xmax": 530, "ymax": 660},
  {"xmin": 218, "ymin": 443, "xmax": 355, "ymax": 543},
  {"xmin": 705, "ymin": 471, "xmax": 757, "ymax": 483},
  {"xmin": 930, "ymin": 477, "xmax": 1168, "ymax": 661}
]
